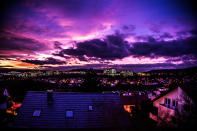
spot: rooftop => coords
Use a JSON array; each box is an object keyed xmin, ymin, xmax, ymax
[{"xmin": 14, "ymin": 91, "xmax": 131, "ymax": 128}]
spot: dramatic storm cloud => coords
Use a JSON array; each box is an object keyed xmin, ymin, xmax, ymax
[
  {"xmin": 57, "ymin": 34, "xmax": 131, "ymax": 60},
  {"xmin": 0, "ymin": 0, "xmax": 197, "ymax": 71},
  {"xmin": 130, "ymin": 36, "xmax": 197, "ymax": 58},
  {"xmin": 0, "ymin": 33, "xmax": 46, "ymax": 52},
  {"xmin": 22, "ymin": 57, "xmax": 66, "ymax": 65},
  {"xmin": 57, "ymin": 34, "xmax": 197, "ymax": 61}
]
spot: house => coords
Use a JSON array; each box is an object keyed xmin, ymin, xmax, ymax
[
  {"xmin": 149, "ymin": 86, "xmax": 196, "ymax": 125},
  {"xmin": 0, "ymin": 88, "xmax": 8, "ymax": 126},
  {"xmin": 0, "ymin": 88, "xmax": 8, "ymax": 111},
  {"xmin": 0, "ymin": 96, "xmax": 7, "ymax": 111},
  {"xmin": 14, "ymin": 91, "xmax": 131, "ymax": 128}
]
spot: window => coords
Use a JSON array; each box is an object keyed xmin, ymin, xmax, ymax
[
  {"xmin": 89, "ymin": 106, "xmax": 93, "ymax": 111},
  {"xmin": 164, "ymin": 98, "xmax": 171, "ymax": 107},
  {"xmin": 33, "ymin": 110, "xmax": 41, "ymax": 117},
  {"xmin": 164, "ymin": 98, "xmax": 168, "ymax": 105},
  {"xmin": 172, "ymin": 100, "xmax": 178, "ymax": 107},
  {"xmin": 168, "ymin": 99, "xmax": 171, "ymax": 106},
  {"xmin": 66, "ymin": 111, "xmax": 73, "ymax": 118},
  {"xmin": 172, "ymin": 100, "xmax": 175, "ymax": 106}
]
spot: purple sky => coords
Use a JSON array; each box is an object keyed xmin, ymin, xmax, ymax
[{"xmin": 0, "ymin": 0, "xmax": 197, "ymax": 72}]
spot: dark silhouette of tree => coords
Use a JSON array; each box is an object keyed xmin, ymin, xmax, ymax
[
  {"xmin": 82, "ymin": 68, "xmax": 100, "ymax": 92},
  {"xmin": 129, "ymin": 99, "xmax": 156, "ymax": 130}
]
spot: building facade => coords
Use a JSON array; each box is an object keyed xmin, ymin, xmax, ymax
[{"xmin": 149, "ymin": 87, "xmax": 194, "ymax": 125}]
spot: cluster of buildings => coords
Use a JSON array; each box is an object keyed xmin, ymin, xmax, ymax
[
  {"xmin": 0, "ymin": 67, "xmax": 196, "ymax": 128},
  {"xmin": 103, "ymin": 68, "xmax": 153, "ymax": 77},
  {"xmin": 1, "ymin": 85, "xmax": 196, "ymax": 128},
  {"xmin": 0, "ymin": 71, "xmax": 61, "ymax": 78},
  {"xmin": 103, "ymin": 68, "xmax": 134, "ymax": 76},
  {"xmin": 1, "ymin": 74, "xmax": 197, "ymax": 129},
  {"xmin": 1, "ymin": 68, "xmax": 182, "ymax": 79}
]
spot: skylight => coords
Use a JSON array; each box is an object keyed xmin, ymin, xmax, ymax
[
  {"xmin": 89, "ymin": 105, "xmax": 93, "ymax": 111},
  {"xmin": 66, "ymin": 111, "xmax": 73, "ymax": 118},
  {"xmin": 33, "ymin": 110, "xmax": 41, "ymax": 117}
]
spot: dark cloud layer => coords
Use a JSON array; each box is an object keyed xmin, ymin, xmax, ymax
[
  {"xmin": 190, "ymin": 28, "xmax": 197, "ymax": 35},
  {"xmin": 22, "ymin": 57, "xmax": 66, "ymax": 65},
  {"xmin": 57, "ymin": 34, "xmax": 131, "ymax": 60},
  {"xmin": 56, "ymin": 34, "xmax": 197, "ymax": 61},
  {"xmin": 159, "ymin": 33, "xmax": 173, "ymax": 39},
  {"xmin": 122, "ymin": 25, "xmax": 135, "ymax": 32},
  {"xmin": 130, "ymin": 36, "xmax": 197, "ymax": 58},
  {"xmin": 54, "ymin": 41, "xmax": 63, "ymax": 49},
  {"xmin": 0, "ymin": 33, "xmax": 46, "ymax": 52}
]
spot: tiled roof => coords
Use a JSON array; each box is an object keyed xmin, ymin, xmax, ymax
[
  {"xmin": 151, "ymin": 87, "xmax": 178, "ymax": 102},
  {"xmin": 14, "ymin": 91, "xmax": 131, "ymax": 128}
]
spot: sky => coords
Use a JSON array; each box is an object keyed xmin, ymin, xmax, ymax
[{"xmin": 0, "ymin": 0, "xmax": 197, "ymax": 72}]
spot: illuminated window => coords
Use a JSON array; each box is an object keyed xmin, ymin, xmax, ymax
[
  {"xmin": 66, "ymin": 111, "xmax": 73, "ymax": 118},
  {"xmin": 33, "ymin": 110, "xmax": 41, "ymax": 117}
]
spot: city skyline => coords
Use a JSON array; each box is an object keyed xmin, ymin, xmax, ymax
[{"xmin": 0, "ymin": 0, "xmax": 197, "ymax": 72}]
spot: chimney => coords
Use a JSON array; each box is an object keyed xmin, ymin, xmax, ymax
[{"xmin": 47, "ymin": 90, "xmax": 53, "ymax": 105}]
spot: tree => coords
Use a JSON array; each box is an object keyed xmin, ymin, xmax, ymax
[{"xmin": 82, "ymin": 69, "xmax": 100, "ymax": 92}]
